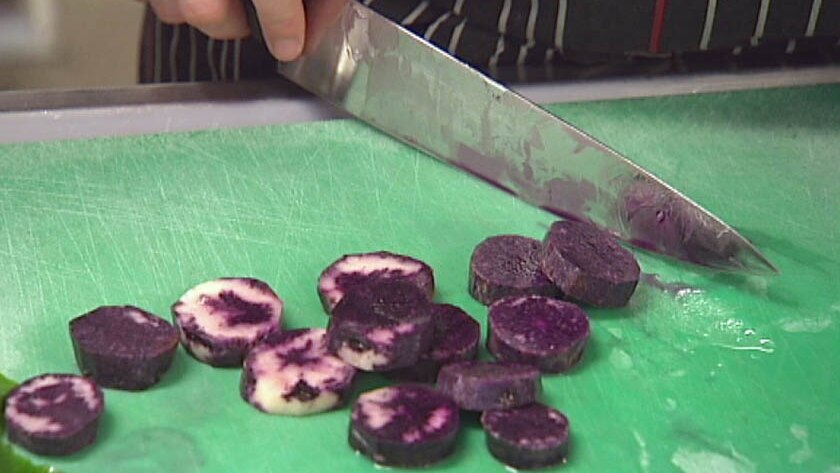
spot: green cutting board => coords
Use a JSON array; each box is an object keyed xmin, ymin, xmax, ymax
[{"xmin": 1, "ymin": 85, "xmax": 838, "ymax": 472}]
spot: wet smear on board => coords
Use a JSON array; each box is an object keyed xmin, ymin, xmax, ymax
[
  {"xmin": 671, "ymin": 445, "xmax": 757, "ymax": 473},
  {"xmin": 628, "ymin": 276, "xmax": 776, "ymax": 359},
  {"xmin": 788, "ymin": 424, "xmax": 813, "ymax": 465},
  {"xmin": 641, "ymin": 273, "xmax": 703, "ymax": 297},
  {"xmin": 84, "ymin": 428, "xmax": 203, "ymax": 473}
]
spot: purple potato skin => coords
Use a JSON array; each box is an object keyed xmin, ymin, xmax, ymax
[
  {"xmin": 470, "ymin": 235, "xmax": 561, "ymax": 305},
  {"xmin": 4, "ymin": 374, "xmax": 104, "ymax": 457},
  {"xmin": 541, "ymin": 220, "xmax": 640, "ymax": 308},
  {"xmin": 318, "ymin": 251, "xmax": 435, "ymax": 313},
  {"xmin": 69, "ymin": 305, "xmax": 180, "ymax": 391},
  {"xmin": 388, "ymin": 304, "xmax": 481, "ymax": 383},
  {"xmin": 327, "ymin": 281, "xmax": 434, "ymax": 372},
  {"xmin": 350, "ymin": 384, "xmax": 460, "ymax": 467},
  {"xmin": 481, "ymin": 403, "xmax": 570, "ymax": 469},
  {"xmin": 172, "ymin": 277, "xmax": 283, "ymax": 367},
  {"xmin": 488, "ymin": 296, "xmax": 590, "ymax": 373},
  {"xmin": 240, "ymin": 328, "xmax": 356, "ymax": 415},
  {"xmin": 435, "ymin": 361, "xmax": 542, "ymax": 411}
]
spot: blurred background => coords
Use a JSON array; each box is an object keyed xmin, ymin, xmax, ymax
[
  {"xmin": 1, "ymin": 0, "xmax": 838, "ymax": 92},
  {"xmin": 0, "ymin": 0, "xmax": 144, "ymax": 90}
]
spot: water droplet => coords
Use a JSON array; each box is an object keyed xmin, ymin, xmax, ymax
[
  {"xmin": 718, "ymin": 318, "xmax": 745, "ymax": 331},
  {"xmin": 610, "ymin": 348, "xmax": 634, "ymax": 370},
  {"xmin": 676, "ymin": 287, "xmax": 703, "ymax": 297},
  {"xmin": 743, "ymin": 328, "xmax": 756, "ymax": 336},
  {"xmin": 606, "ymin": 327, "xmax": 623, "ymax": 339}
]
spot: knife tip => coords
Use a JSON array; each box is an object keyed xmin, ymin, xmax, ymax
[{"xmin": 737, "ymin": 243, "xmax": 780, "ymax": 275}]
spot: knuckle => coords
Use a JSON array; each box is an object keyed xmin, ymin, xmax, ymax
[
  {"xmin": 255, "ymin": 0, "xmax": 301, "ymax": 24},
  {"xmin": 156, "ymin": 12, "xmax": 183, "ymax": 24},
  {"xmin": 149, "ymin": 1, "xmax": 184, "ymax": 24},
  {"xmin": 179, "ymin": 0, "xmax": 229, "ymax": 27}
]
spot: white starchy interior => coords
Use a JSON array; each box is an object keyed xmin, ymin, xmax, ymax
[
  {"xmin": 335, "ymin": 254, "xmax": 422, "ymax": 276},
  {"xmin": 271, "ymin": 328, "xmax": 325, "ymax": 356},
  {"xmin": 177, "ymin": 325, "xmax": 215, "ymax": 362},
  {"xmin": 15, "ymin": 375, "xmax": 61, "ymax": 394},
  {"xmin": 6, "ymin": 375, "xmax": 100, "ymax": 434},
  {"xmin": 30, "ymin": 398, "xmax": 48, "ymax": 408},
  {"xmin": 185, "ymin": 339, "xmax": 214, "ymax": 362},
  {"xmin": 176, "ymin": 279, "xmax": 282, "ymax": 339},
  {"xmin": 366, "ymin": 328, "xmax": 395, "ymax": 345},
  {"xmin": 361, "ymin": 386, "xmax": 397, "ymax": 403},
  {"xmin": 402, "ymin": 428, "xmax": 422, "ymax": 442},
  {"xmin": 254, "ymin": 388, "xmax": 340, "ymax": 416},
  {"xmin": 367, "ymin": 322, "xmax": 415, "ymax": 345},
  {"xmin": 248, "ymin": 329, "xmax": 354, "ymax": 415},
  {"xmin": 337, "ymin": 344, "xmax": 389, "ymax": 371},
  {"xmin": 394, "ymin": 322, "xmax": 415, "ymax": 334},
  {"xmin": 357, "ymin": 388, "xmax": 452, "ymax": 438},
  {"xmin": 425, "ymin": 407, "xmax": 450, "ymax": 432},
  {"xmin": 125, "ymin": 308, "xmax": 156, "ymax": 326},
  {"xmin": 398, "ymin": 407, "xmax": 451, "ymax": 442},
  {"xmin": 319, "ymin": 253, "xmax": 423, "ymax": 306},
  {"xmin": 358, "ymin": 388, "xmax": 398, "ymax": 430},
  {"xmin": 508, "ymin": 296, "xmax": 530, "ymax": 308},
  {"xmin": 69, "ymin": 376, "xmax": 100, "ymax": 410},
  {"xmin": 6, "ymin": 410, "xmax": 62, "ymax": 433}
]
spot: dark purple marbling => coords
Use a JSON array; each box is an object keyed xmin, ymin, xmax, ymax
[{"xmin": 488, "ymin": 296, "xmax": 590, "ymax": 373}]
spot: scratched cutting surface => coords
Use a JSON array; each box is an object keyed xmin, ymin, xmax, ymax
[{"xmin": 1, "ymin": 84, "xmax": 838, "ymax": 472}]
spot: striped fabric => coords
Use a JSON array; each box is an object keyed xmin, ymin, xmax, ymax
[{"xmin": 140, "ymin": 0, "xmax": 840, "ymax": 84}]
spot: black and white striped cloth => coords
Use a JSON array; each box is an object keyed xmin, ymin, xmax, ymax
[{"xmin": 140, "ymin": 0, "xmax": 840, "ymax": 84}]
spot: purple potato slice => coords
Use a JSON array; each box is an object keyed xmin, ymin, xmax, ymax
[
  {"xmin": 488, "ymin": 296, "xmax": 590, "ymax": 373},
  {"xmin": 69, "ymin": 305, "xmax": 180, "ymax": 391},
  {"xmin": 350, "ymin": 384, "xmax": 460, "ymax": 467},
  {"xmin": 388, "ymin": 303, "xmax": 481, "ymax": 382},
  {"xmin": 435, "ymin": 360, "xmax": 541, "ymax": 411},
  {"xmin": 4, "ymin": 374, "xmax": 104, "ymax": 456},
  {"xmin": 481, "ymin": 403, "xmax": 570, "ymax": 469},
  {"xmin": 327, "ymin": 281, "xmax": 433, "ymax": 372},
  {"xmin": 241, "ymin": 328, "xmax": 356, "ymax": 416},
  {"xmin": 318, "ymin": 251, "xmax": 435, "ymax": 313},
  {"xmin": 172, "ymin": 277, "xmax": 283, "ymax": 367},
  {"xmin": 470, "ymin": 235, "xmax": 560, "ymax": 305},
  {"xmin": 540, "ymin": 220, "xmax": 640, "ymax": 307}
]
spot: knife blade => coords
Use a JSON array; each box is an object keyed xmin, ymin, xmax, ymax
[{"xmin": 278, "ymin": 0, "xmax": 777, "ymax": 273}]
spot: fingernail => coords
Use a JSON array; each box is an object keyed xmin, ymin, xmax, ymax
[{"xmin": 272, "ymin": 38, "xmax": 303, "ymax": 61}]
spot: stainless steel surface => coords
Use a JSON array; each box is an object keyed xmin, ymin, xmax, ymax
[
  {"xmin": 0, "ymin": 81, "xmax": 344, "ymax": 144},
  {"xmin": 1, "ymin": 67, "xmax": 838, "ymax": 145},
  {"xmin": 0, "ymin": 67, "xmax": 840, "ymax": 144},
  {"xmin": 0, "ymin": 80, "xmax": 308, "ymax": 112},
  {"xmin": 2, "ymin": 63, "xmax": 840, "ymax": 112},
  {"xmin": 278, "ymin": 1, "xmax": 777, "ymax": 272}
]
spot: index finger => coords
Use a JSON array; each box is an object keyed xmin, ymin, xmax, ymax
[
  {"xmin": 175, "ymin": 0, "xmax": 251, "ymax": 39},
  {"xmin": 252, "ymin": 0, "xmax": 306, "ymax": 61}
]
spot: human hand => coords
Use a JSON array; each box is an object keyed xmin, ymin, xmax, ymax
[{"xmin": 147, "ymin": 0, "xmax": 307, "ymax": 61}]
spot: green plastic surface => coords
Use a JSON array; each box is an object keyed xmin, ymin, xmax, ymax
[{"xmin": 1, "ymin": 85, "xmax": 838, "ymax": 472}]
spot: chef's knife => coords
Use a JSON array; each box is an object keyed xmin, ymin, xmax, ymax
[{"xmin": 278, "ymin": 0, "xmax": 777, "ymax": 273}]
